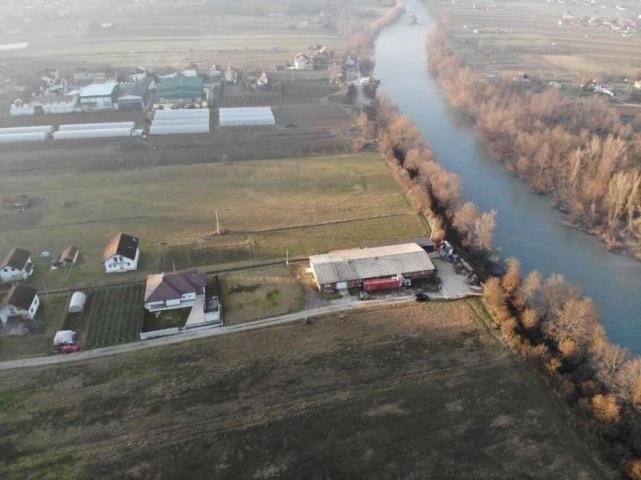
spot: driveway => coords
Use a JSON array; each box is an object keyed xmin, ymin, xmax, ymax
[{"xmin": 433, "ymin": 257, "xmax": 480, "ymax": 299}]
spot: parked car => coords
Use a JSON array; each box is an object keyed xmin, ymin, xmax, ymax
[
  {"xmin": 415, "ymin": 292, "xmax": 430, "ymax": 302},
  {"xmin": 59, "ymin": 344, "xmax": 80, "ymax": 354}
]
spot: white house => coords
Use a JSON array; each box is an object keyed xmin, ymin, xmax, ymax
[
  {"xmin": 224, "ymin": 66, "xmax": 238, "ymax": 85},
  {"xmin": 144, "ymin": 270, "xmax": 207, "ymax": 312},
  {"xmin": 293, "ymin": 53, "xmax": 313, "ymax": 71},
  {"xmin": 103, "ymin": 233, "xmax": 140, "ymax": 273},
  {"xmin": 0, "ymin": 248, "xmax": 34, "ymax": 284},
  {"xmin": 79, "ymin": 81, "xmax": 119, "ymax": 112},
  {"xmin": 0, "ymin": 283, "xmax": 39, "ymax": 325}
]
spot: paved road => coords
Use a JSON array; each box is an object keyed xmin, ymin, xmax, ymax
[{"xmin": 0, "ymin": 295, "xmax": 416, "ymax": 372}]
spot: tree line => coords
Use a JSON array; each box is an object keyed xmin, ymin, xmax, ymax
[
  {"xmin": 428, "ymin": 25, "xmax": 641, "ymax": 254},
  {"xmin": 367, "ymin": 97, "xmax": 498, "ymax": 264},
  {"xmin": 485, "ymin": 260, "xmax": 641, "ymax": 478}
]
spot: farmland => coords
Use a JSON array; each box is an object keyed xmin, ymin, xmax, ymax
[
  {"xmin": 63, "ymin": 283, "xmax": 145, "ymax": 349},
  {"xmin": 0, "ymin": 301, "xmax": 608, "ymax": 478},
  {"xmin": 0, "ymin": 153, "xmax": 427, "ymax": 290},
  {"xmin": 426, "ymin": 0, "xmax": 641, "ymax": 84}
]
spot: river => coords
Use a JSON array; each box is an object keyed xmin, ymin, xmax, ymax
[{"xmin": 374, "ymin": 0, "xmax": 641, "ymax": 354}]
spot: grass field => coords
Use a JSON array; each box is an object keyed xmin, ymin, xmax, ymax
[
  {"xmin": 0, "ymin": 153, "xmax": 427, "ymax": 289},
  {"xmin": 219, "ymin": 264, "xmax": 304, "ymax": 325},
  {"xmin": 0, "ymin": 301, "xmax": 607, "ymax": 478}
]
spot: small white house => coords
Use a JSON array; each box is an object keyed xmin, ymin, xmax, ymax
[
  {"xmin": 103, "ymin": 233, "xmax": 140, "ymax": 273},
  {"xmin": 144, "ymin": 270, "xmax": 207, "ymax": 312},
  {"xmin": 0, "ymin": 283, "xmax": 39, "ymax": 325},
  {"xmin": 293, "ymin": 53, "xmax": 313, "ymax": 71},
  {"xmin": 0, "ymin": 248, "xmax": 34, "ymax": 284}
]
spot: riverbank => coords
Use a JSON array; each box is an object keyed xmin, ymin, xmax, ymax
[
  {"xmin": 426, "ymin": 21, "xmax": 641, "ymax": 262},
  {"xmin": 373, "ymin": 0, "xmax": 641, "ymax": 357}
]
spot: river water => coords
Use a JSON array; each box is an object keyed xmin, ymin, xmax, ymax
[{"xmin": 374, "ymin": 0, "xmax": 641, "ymax": 354}]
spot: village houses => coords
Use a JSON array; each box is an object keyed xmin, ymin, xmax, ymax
[
  {"xmin": 0, "ymin": 248, "xmax": 34, "ymax": 284},
  {"xmin": 144, "ymin": 270, "xmax": 207, "ymax": 312},
  {"xmin": 0, "ymin": 283, "xmax": 40, "ymax": 325},
  {"xmin": 103, "ymin": 233, "xmax": 140, "ymax": 273}
]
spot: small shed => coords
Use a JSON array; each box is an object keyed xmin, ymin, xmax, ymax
[
  {"xmin": 59, "ymin": 245, "xmax": 79, "ymax": 266},
  {"xmin": 68, "ymin": 291, "xmax": 87, "ymax": 313}
]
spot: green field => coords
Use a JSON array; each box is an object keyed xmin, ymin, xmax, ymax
[
  {"xmin": 0, "ymin": 154, "xmax": 427, "ymax": 290},
  {"xmin": 0, "ymin": 301, "xmax": 606, "ymax": 478}
]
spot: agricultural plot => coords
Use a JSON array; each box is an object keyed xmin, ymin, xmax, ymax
[
  {"xmin": 0, "ymin": 154, "xmax": 426, "ymax": 289},
  {"xmin": 65, "ymin": 284, "xmax": 145, "ymax": 349},
  {"xmin": 0, "ymin": 301, "xmax": 607, "ymax": 478},
  {"xmin": 273, "ymin": 103, "xmax": 354, "ymax": 129},
  {"xmin": 428, "ymin": 0, "xmax": 641, "ymax": 82}
]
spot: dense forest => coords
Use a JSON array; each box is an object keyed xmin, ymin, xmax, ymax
[{"xmin": 428, "ymin": 26, "xmax": 641, "ymax": 256}]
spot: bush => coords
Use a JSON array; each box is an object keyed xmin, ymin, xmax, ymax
[{"xmin": 591, "ymin": 394, "xmax": 621, "ymax": 424}]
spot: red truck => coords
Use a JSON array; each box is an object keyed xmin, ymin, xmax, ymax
[{"xmin": 363, "ymin": 277, "xmax": 402, "ymax": 292}]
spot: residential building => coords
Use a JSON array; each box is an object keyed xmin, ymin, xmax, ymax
[
  {"xmin": 103, "ymin": 233, "xmax": 140, "ymax": 273},
  {"xmin": 293, "ymin": 53, "xmax": 313, "ymax": 71},
  {"xmin": 224, "ymin": 66, "xmax": 238, "ymax": 85},
  {"xmin": 309, "ymin": 243, "xmax": 435, "ymax": 291},
  {"xmin": 0, "ymin": 248, "xmax": 34, "ymax": 283},
  {"xmin": 0, "ymin": 283, "xmax": 39, "ymax": 325},
  {"xmin": 155, "ymin": 76, "xmax": 204, "ymax": 108},
  {"xmin": 79, "ymin": 81, "xmax": 119, "ymax": 112},
  {"xmin": 144, "ymin": 270, "xmax": 207, "ymax": 312}
]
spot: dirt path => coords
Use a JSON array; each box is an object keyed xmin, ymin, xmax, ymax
[{"xmin": 0, "ymin": 295, "xmax": 416, "ymax": 371}]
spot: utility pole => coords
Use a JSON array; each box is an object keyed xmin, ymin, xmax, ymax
[
  {"xmin": 216, "ymin": 210, "xmax": 220, "ymax": 235},
  {"xmin": 286, "ymin": 249, "xmax": 289, "ymax": 265}
]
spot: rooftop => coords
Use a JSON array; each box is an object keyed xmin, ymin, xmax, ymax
[
  {"xmin": 0, "ymin": 248, "xmax": 31, "ymax": 270},
  {"xmin": 103, "ymin": 233, "xmax": 139, "ymax": 262},
  {"xmin": 156, "ymin": 76, "xmax": 203, "ymax": 101},
  {"xmin": 144, "ymin": 270, "xmax": 207, "ymax": 303},
  {"xmin": 80, "ymin": 81, "xmax": 118, "ymax": 98},
  {"xmin": 2, "ymin": 282, "xmax": 37, "ymax": 310},
  {"xmin": 309, "ymin": 243, "xmax": 435, "ymax": 286}
]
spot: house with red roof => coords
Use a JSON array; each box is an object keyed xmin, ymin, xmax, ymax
[{"xmin": 144, "ymin": 270, "xmax": 207, "ymax": 312}]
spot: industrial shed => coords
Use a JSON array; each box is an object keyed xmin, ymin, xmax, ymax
[
  {"xmin": 218, "ymin": 107, "xmax": 275, "ymax": 127},
  {"xmin": 155, "ymin": 76, "xmax": 204, "ymax": 108},
  {"xmin": 79, "ymin": 81, "xmax": 119, "ymax": 112},
  {"xmin": 309, "ymin": 243, "xmax": 435, "ymax": 291}
]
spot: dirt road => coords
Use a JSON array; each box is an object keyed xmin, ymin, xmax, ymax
[{"xmin": 0, "ymin": 295, "xmax": 416, "ymax": 371}]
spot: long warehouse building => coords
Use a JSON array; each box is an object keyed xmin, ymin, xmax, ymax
[{"xmin": 309, "ymin": 243, "xmax": 436, "ymax": 291}]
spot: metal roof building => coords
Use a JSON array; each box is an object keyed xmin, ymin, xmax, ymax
[
  {"xmin": 156, "ymin": 76, "xmax": 203, "ymax": 102},
  {"xmin": 309, "ymin": 243, "xmax": 435, "ymax": 290}
]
